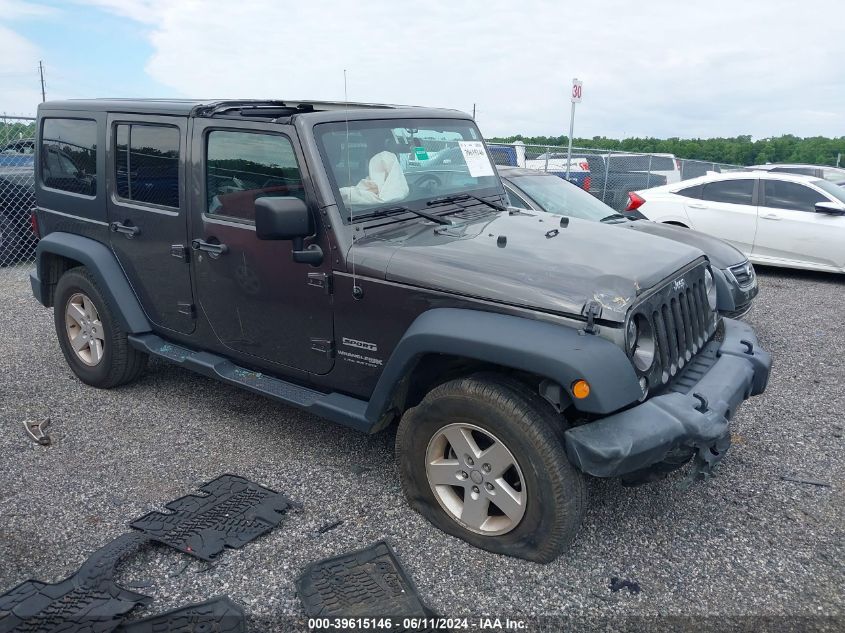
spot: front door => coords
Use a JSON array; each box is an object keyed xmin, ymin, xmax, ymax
[
  {"xmin": 189, "ymin": 120, "xmax": 334, "ymax": 374},
  {"xmin": 754, "ymin": 179, "xmax": 845, "ymax": 270},
  {"xmin": 106, "ymin": 114, "xmax": 195, "ymax": 334}
]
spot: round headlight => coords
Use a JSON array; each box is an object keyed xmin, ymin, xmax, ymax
[
  {"xmin": 631, "ymin": 314, "xmax": 655, "ymax": 372},
  {"xmin": 704, "ymin": 268, "xmax": 718, "ymax": 311}
]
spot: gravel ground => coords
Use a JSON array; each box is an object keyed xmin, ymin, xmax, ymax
[{"xmin": 0, "ymin": 262, "xmax": 842, "ymax": 632}]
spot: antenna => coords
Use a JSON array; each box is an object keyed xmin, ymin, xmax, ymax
[
  {"xmin": 39, "ymin": 61, "xmax": 46, "ymax": 102},
  {"xmin": 344, "ymin": 70, "xmax": 361, "ymax": 299}
]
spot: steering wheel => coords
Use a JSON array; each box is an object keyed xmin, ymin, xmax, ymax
[{"xmin": 414, "ymin": 175, "xmax": 442, "ymax": 195}]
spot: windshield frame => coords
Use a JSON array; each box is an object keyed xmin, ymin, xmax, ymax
[{"xmin": 313, "ymin": 117, "xmax": 505, "ymax": 224}]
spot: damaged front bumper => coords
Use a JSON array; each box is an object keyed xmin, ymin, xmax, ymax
[{"xmin": 564, "ymin": 318, "xmax": 771, "ymax": 478}]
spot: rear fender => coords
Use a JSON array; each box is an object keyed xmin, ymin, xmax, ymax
[{"xmin": 31, "ymin": 232, "xmax": 150, "ymax": 333}]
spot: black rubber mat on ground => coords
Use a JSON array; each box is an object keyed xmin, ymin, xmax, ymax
[
  {"xmin": 116, "ymin": 596, "xmax": 245, "ymax": 633},
  {"xmin": 297, "ymin": 541, "xmax": 433, "ymax": 625},
  {"xmin": 130, "ymin": 474, "xmax": 291, "ymax": 561},
  {"xmin": 0, "ymin": 532, "xmax": 152, "ymax": 633}
]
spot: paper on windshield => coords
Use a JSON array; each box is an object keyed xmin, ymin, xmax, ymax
[{"xmin": 458, "ymin": 141, "xmax": 494, "ymax": 178}]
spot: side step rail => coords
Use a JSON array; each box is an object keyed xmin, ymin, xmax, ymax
[{"xmin": 128, "ymin": 333, "xmax": 371, "ymax": 432}]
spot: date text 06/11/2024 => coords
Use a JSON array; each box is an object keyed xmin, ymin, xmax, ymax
[{"xmin": 307, "ymin": 617, "xmax": 527, "ymax": 630}]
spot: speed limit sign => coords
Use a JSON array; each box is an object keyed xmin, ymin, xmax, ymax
[{"xmin": 571, "ymin": 78, "xmax": 583, "ymax": 103}]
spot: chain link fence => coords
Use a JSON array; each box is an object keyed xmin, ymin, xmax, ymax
[
  {"xmin": 486, "ymin": 142, "xmax": 741, "ymax": 211},
  {"xmin": 0, "ymin": 112, "xmax": 748, "ymax": 268},
  {"xmin": 1, "ymin": 115, "xmax": 37, "ymax": 267}
]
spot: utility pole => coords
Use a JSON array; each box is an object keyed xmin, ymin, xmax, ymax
[
  {"xmin": 472, "ymin": 103, "xmax": 476, "ymax": 119},
  {"xmin": 39, "ymin": 61, "xmax": 46, "ymax": 102}
]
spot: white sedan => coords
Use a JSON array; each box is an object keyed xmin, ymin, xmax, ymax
[{"xmin": 626, "ymin": 171, "xmax": 845, "ymax": 273}]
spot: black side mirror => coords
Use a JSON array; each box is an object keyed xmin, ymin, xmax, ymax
[
  {"xmin": 255, "ymin": 196, "xmax": 323, "ymax": 265},
  {"xmin": 255, "ymin": 196, "xmax": 311, "ymax": 239},
  {"xmin": 814, "ymin": 201, "xmax": 845, "ymax": 215}
]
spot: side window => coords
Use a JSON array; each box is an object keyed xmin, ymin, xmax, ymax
[
  {"xmin": 504, "ymin": 186, "xmax": 531, "ymax": 210},
  {"xmin": 41, "ymin": 118, "xmax": 97, "ymax": 196},
  {"xmin": 115, "ymin": 123, "xmax": 180, "ymax": 208},
  {"xmin": 206, "ymin": 130, "xmax": 302, "ymax": 222},
  {"xmin": 675, "ymin": 184, "xmax": 703, "ymax": 199},
  {"xmin": 763, "ymin": 180, "xmax": 826, "ymax": 212},
  {"xmin": 701, "ymin": 179, "xmax": 754, "ymax": 205}
]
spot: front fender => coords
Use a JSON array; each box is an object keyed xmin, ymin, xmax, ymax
[
  {"xmin": 31, "ymin": 232, "xmax": 151, "ymax": 333},
  {"xmin": 365, "ymin": 308, "xmax": 642, "ymax": 423}
]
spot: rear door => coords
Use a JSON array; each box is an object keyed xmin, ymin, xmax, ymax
[
  {"xmin": 754, "ymin": 179, "xmax": 845, "ymax": 269},
  {"xmin": 682, "ymin": 178, "xmax": 758, "ymax": 252},
  {"xmin": 106, "ymin": 114, "xmax": 195, "ymax": 334}
]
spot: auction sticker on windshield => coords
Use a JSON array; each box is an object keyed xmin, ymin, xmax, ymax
[{"xmin": 458, "ymin": 140, "xmax": 494, "ymax": 177}]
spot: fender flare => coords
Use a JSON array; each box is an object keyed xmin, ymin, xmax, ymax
[
  {"xmin": 365, "ymin": 308, "xmax": 642, "ymax": 422},
  {"xmin": 31, "ymin": 232, "xmax": 151, "ymax": 333}
]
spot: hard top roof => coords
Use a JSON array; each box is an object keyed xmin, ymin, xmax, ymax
[{"xmin": 37, "ymin": 98, "xmax": 468, "ymax": 122}]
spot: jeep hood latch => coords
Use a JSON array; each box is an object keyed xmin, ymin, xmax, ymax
[{"xmin": 582, "ymin": 300, "xmax": 601, "ymax": 335}]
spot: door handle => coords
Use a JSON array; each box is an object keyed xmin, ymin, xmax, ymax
[
  {"xmin": 761, "ymin": 213, "xmax": 781, "ymax": 221},
  {"xmin": 191, "ymin": 239, "xmax": 229, "ymax": 257},
  {"xmin": 687, "ymin": 203, "xmax": 707, "ymax": 209},
  {"xmin": 110, "ymin": 221, "xmax": 140, "ymax": 238}
]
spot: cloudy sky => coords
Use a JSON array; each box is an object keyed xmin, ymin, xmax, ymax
[{"xmin": 1, "ymin": 0, "xmax": 842, "ymax": 139}]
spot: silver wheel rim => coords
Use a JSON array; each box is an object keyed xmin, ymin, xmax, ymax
[
  {"xmin": 425, "ymin": 422, "xmax": 526, "ymax": 536},
  {"xmin": 64, "ymin": 292, "xmax": 105, "ymax": 366}
]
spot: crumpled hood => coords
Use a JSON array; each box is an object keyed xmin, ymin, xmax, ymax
[
  {"xmin": 621, "ymin": 220, "xmax": 746, "ymax": 268},
  {"xmin": 351, "ymin": 211, "xmax": 705, "ymax": 322}
]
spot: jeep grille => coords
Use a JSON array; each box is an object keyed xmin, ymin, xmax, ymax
[{"xmin": 631, "ymin": 262, "xmax": 716, "ymax": 387}]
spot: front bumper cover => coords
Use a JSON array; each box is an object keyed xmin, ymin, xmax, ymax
[{"xmin": 564, "ymin": 318, "xmax": 771, "ymax": 478}]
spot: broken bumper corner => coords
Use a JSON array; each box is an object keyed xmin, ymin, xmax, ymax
[{"xmin": 564, "ymin": 318, "xmax": 771, "ymax": 478}]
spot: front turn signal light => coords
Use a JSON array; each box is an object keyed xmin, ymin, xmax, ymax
[{"xmin": 572, "ymin": 379, "xmax": 591, "ymax": 399}]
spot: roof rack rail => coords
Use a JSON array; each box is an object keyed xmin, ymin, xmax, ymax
[{"xmin": 191, "ymin": 100, "xmax": 294, "ymax": 118}]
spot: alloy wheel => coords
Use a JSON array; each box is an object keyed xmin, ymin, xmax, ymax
[
  {"xmin": 425, "ymin": 422, "xmax": 526, "ymax": 536},
  {"xmin": 64, "ymin": 292, "xmax": 105, "ymax": 366}
]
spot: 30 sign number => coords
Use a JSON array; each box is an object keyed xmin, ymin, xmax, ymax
[{"xmin": 571, "ymin": 79, "xmax": 583, "ymax": 103}]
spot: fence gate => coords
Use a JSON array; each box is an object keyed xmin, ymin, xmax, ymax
[{"xmin": 0, "ymin": 115, "xmax": 37, "ymax": 267}]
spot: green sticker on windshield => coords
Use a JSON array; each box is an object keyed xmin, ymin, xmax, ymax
[{"xmin": 414, "ymin": 146, "xmax": 429, "ymax": 160}]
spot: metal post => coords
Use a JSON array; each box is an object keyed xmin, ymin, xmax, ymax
[
  {"xmin": 646, "ymin": 154, "xmax": 653, "ymax": 188},
  {"xmin": 39, "ymin": 61, "xmax": 46, "ymax": 102},
  {"xmin": 565, "ymin": 103, "xmax": 576, "ymax": 180},
  {"xmin": 837, "ymin": 152, "xmax": 841, "ymax": 168},
  {"xmin": 602, "ymin": 154, "xmax": 611, "ymax": 204},
  {"xmin": 544, "ymin": 145, "xmax": 550, "ymax": 173}
]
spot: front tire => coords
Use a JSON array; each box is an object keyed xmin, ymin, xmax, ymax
[
  {"xmin": 54, "ymin": 267, "xmax": 147, "ymax": 388},
  {"xmin": 396, "ymin": 374, "xmax": 586, "ymax": 563}
]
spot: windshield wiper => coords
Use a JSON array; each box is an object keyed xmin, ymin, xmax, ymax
[
  {"xmin": 358, "ymin": 205, "xmax": 453, "ymax": 225},
  {"xmin": 600, "ymin": 213, "xmax": 628, "ymax": 223},
  {"xmin": 427, "ymin": 193, "xmax": 507, "ymax": 213}
]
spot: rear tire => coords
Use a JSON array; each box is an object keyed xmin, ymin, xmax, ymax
[
  {"xmin": 396, "ymin": 373, "xmax": 586, "ymax": 563},
  {"xmin": 54, "ymin": 267, "xmax": 147, "ymax": 388}
]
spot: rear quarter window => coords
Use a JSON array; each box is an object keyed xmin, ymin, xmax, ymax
[{"xmin": 41, "ymin": 118, "xmax": 98, "ymax": 196}]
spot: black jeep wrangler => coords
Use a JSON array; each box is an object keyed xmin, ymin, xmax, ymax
[{"xmin": 30, "ymin": 99, "xmax": 771, "ymax": 562}]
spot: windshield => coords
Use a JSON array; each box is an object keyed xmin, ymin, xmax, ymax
[
  {"xmin": 315, "ymin": 118, "xmax": 501, "ymax": 220},
  {"xmin": 814, "ymin": 178, "xmax": 845, "ymax": 203},
  {"xmin": 509, "ymin": 174, "xmax": 622, "ymax": 222}
]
